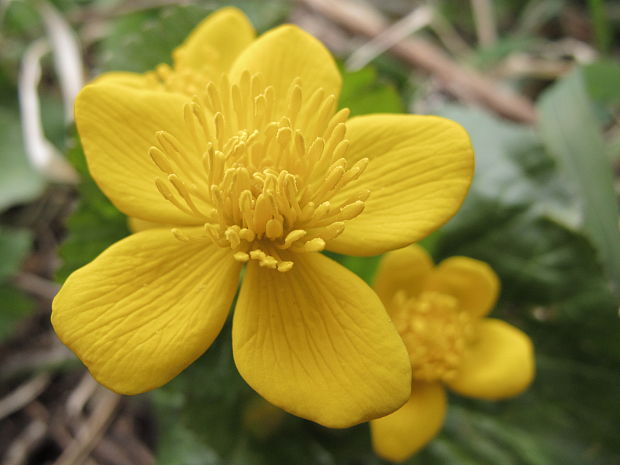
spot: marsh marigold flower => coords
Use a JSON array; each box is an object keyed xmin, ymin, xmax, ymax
[
  {"xmin": 52, "ymin": 8, "xmax": 475, "ymax": 428},
  {"xmin": 370, "ymin": 245, "xmax": 535, "ymax": 461}
]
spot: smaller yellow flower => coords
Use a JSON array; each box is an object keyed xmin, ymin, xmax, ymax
[
  {"xmin": 94, "ymin": 7, "xmax": 256, "ymax": 95},
  {"xmin": 370, "ymin": 246, "xmax": 535, "ymax": 462}
]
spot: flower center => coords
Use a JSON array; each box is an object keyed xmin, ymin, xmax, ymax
[
  {"xmin": 391, "ymin": 291, "xmax": 474, "ymax": 382},
  {"xmin": 149, "ymin": 72, "xmax": 369, "ymax": 272}
]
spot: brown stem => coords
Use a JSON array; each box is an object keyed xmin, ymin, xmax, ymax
[{"xmin": 300, "ymin": 0, "xmax": 538, "ymax": 124}]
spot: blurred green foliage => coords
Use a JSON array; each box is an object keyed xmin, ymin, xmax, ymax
[
  {"xmin": 97, "ymin": 0, "xmax": 291, "ymax": 72},
  {"xmin": 55, "ymin": 136, "xmax": 130, "ymax": 281},
  {"xmin": 0, "ymin": 104, "xmax": 45, "ymax": 212},
  {"xmin": 2, "ymin": 0, "xmax": 620, "ymax": 464},
  {"xmin": 0, "ymin": 227, "xmax": 34, "ymax": 342},
  {"xmin": 339, "ymin": 66, "xmax": 404, "ymax": 117},
  {"xmin": 423, "ymin": 103, "xmax": 620, "ymax": 465},
  {"xmin": 538, "ymin": 67, "xmax": 620, "ymax": 296}
]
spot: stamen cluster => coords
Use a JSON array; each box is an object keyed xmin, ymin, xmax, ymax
[
  {"xmin": 149, "ymin": 71, "xmax": 369, "ymax": 271},
  {"xmin": 391, "ymin": 291, "xmax": 474, "ymax": 382}
]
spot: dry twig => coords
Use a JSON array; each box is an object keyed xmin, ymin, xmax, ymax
[
  {"xmin": 0, "ymin": 373, "xmax": 51, "ymax": 421},
  {"xmin": 301, "ymin": 0, "xmax": 537, "ymax": 124},
  {"xmin": 470, "ymin": 0, "xmax": 497, "ymax": 46},
  {"xmin": 65, "ymin": 372, "xmax": 99, "ymax": 420},
  {"xmin": 0, "ymin": 339, "xmax": 73, "ymax": 383},
  {"xmin": 346, "ymin": 5, "xmax": 433, "ymax": 70},
  {"xmin": 51, "ymin": 387, "xmax": 121, "ymax": 465},
  {"xmin": 2, "ymin": 418, "xmax": 47, "ymax": 465},
  {"xmin": 13, "ymin": 272, "xmax": 59, "ymax": 302}
]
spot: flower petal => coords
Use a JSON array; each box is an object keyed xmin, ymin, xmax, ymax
[
  {"xmin": 173, "ymin": 7, "xmax": 255, "ymax": 73},
  {"xmin": 425, "ymin": 256, "xmax": 500, "ymax": 319},
  {"xmin": 75, "ymin": 84, "xmax": 200, "ymax": 225},
  {"xmin": 229, "ymin": 25, "xmax": 341, "ymax": 106},
  {"xmin": 370, "ymin": 382, "xmax": 446, "ymax": 462},
  {"xmin": 327, "ymin": 114, "xmax": 474, "ymax": 256},
  {"xmin": 232, "ymin": 252, "xmax": 411, "ymax": 428},
  {"xmin": 373, "ymin": 245, "xmax": 434, "ymax": 310},
  {"xmin": 52, "ymin": 230, "xmax": 241, "ymax": 394},
  {"xmin": 127, "ymin": 217, "xmax": 169, "ymax": 233},
  {"xmin": 90, "ymin": 71, "xmax": 152, "ymax": 89},
  {"xmin": 447, "ymin": 319, "xmax": 535, "ymax": 400}
]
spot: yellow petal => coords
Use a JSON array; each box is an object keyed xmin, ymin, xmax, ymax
[
  {"xmin": 75, "ymin": 84, "xmax": 201, "ymax": 225},
  {"xmin": 127, "ymin": 217, "xmax": 168, "ymax": 233},
  {"xmin": 90, "ymin": 71, "xmax": 152, "ymax": 89},
  {"xmin": 326, "ymin": 115, "xmax": 474, "ymax": 256},
  {"xmin": 229, "ymin": 25, "xmax": 341, "ymax": 109},
  {"xmin": 232, "ymin": 252, "xmax": 411, "ymax": 428},
  {"xmin": 447, "ymin": 319, "xmax": 535, "ymax": 400},
  {"xmin": 52, "ymin": 230, "xmax": 241, "ymax": 394},
  {"xmin": 370, "ymin": 382, "xmax": 446, "ymax": 462},
  {"xmin": 425, "ymin": 256, "xmax": 500, "ymax": 319},
  {"xmin": 373, "ymin": 245, "xmax": 434, "ymax": 310},
  {"xmin": 173, "ymin": 7, "xmax": 255, "ymax": 73}
]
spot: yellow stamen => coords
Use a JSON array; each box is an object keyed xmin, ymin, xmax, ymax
[
  {"xmin": 391, "ymin": 291, "xmax": 474, "ymax": 382},
  {"xmin": 150, "ymin": 73, "xmax": 371, "ymax": 271}
]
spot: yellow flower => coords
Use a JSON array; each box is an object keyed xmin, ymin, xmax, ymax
[
  {"xmin": 51, "ymin": 8, "xmax": 475, "ymax": 428},
  {"xmin": 370, "ymin": 245, "xmax": 535, "ymax": 461},
  {"xmin": 93, "ymin": 7, "xmax": 256, "ymax": 95}
]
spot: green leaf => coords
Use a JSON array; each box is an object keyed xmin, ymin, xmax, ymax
[
  {"xmin": 0, "ymin": 284, "xmax": 35, "ymax": 342},
  {"xmin": 587, "ymin": 0, "xmax": 612, "ymax": 54},
  {"xmin": 538, "ymin": 68, "xmax": 620, "ymax": 296},
  {"xmin": 323, "ymin": 252, "xmax": 381, "ymax": 285},
  {"xmin": 0, "ymin": 106, "xmax": 45, "ymax": 212},
  {"xmin": 426, "ymin": 103, "xmax": 620, "ymax": 465},
  {"xmin": 0, "ymin": 226, "xmax": 33, "ymax": 343},
  {"xmin": 154, "ymin": 324, "xmax": 338, "ymax": 465},
  {"xmin": 97, "ymin": 1, "xmax": 291, "ymax": 73},
  {"xmin": 434, "ymin": 353, "xmax": 620, "ymax": 465},
  {"xmin": 0, "ymin": 227, "xmax": 32, "ymax": 281},
  {"xmin": 437, "ymin": 104, "xmax": 576, "ymax": 226},
  {"xmin": 155, "ymin": 318, "xmax": 397, "ymax": 465},
  {"xmin": 55, "ymin": 137, "xmax": 129, "ymax": 281},
  {"xmin": 0, "ymin": 226, "xmax": 35, "ymax": 346},
  {"xmin": 583, "ymin": 61, "xmax": 620, "ymax": 104},
  {"xmin": 438, "ymin": 201, "xmax": 617, "ymax": 315},
  {"xmin": 339, "ymin": 66, "xmax": 403, "ymax": 116},
  {"xmin": 470, "ymin": 36, "xmax": 539, "ymax": 70},
  {"xmin": 403, "ymin": 352, "xmax": 620, "ymax": 465},
  {"xmin": 434, "ymin": 105, "xmax": 617, "ymax": 315}
]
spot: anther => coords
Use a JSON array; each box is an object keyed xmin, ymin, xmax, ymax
[
  {"xmin": 277, "ymin": 127, "xmax": 292, "ymax": 147},
  {"xmin": 320, "ymin": 222, "xmax": 345, "ymax": 240},
  {"xmin": 281, "ymin": 229, "xmax": 307, "ymax": 249},
  {"xmin": 332, "ymin": 140, "xmax": 350, "ymax": 160},
  {"xmin": 224, "ymin": 226, "xmax": 241, "ymax": 248},
  {"xmin": 266, "ymin": 218, "xmax": 283, "ymax": 239},
  {"xmin": 234, "ymin": 251, "xmax": 250, "ymax": 262},
  {"xmin": 214, "ymin": 112, "xmax": 225, "ymax": 142},
  {"xmin": 155, "ymin": 178, "xmax": 173, "ymax": 200},
  {"xmin": 325, "ymin": 108, "xmax": 350, "ymax": 139},
  {"xmin": 287, "ymin": 84, "xmax": 302, "ymax": 124},
  {"xmin": 239, "ymin": 228, "xmax": 256, "ymax": 242},
  {"xmin": 298, "ymin": 237, "xmax": 325, "ymax": 253},
  {"xmin": 149, "ymin": 147, "xmax": 174, "ymax": 174},
  {"xmin": 277, "ymin": 261, "xmax": 294, "ymax": 272},
  {"xmin": 338, "ymin": 200, "xmax": 365, "ymax": 221},
  {"xmin": 171, "ymin": 228, "xmax": 190, "ymax": 242}
]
